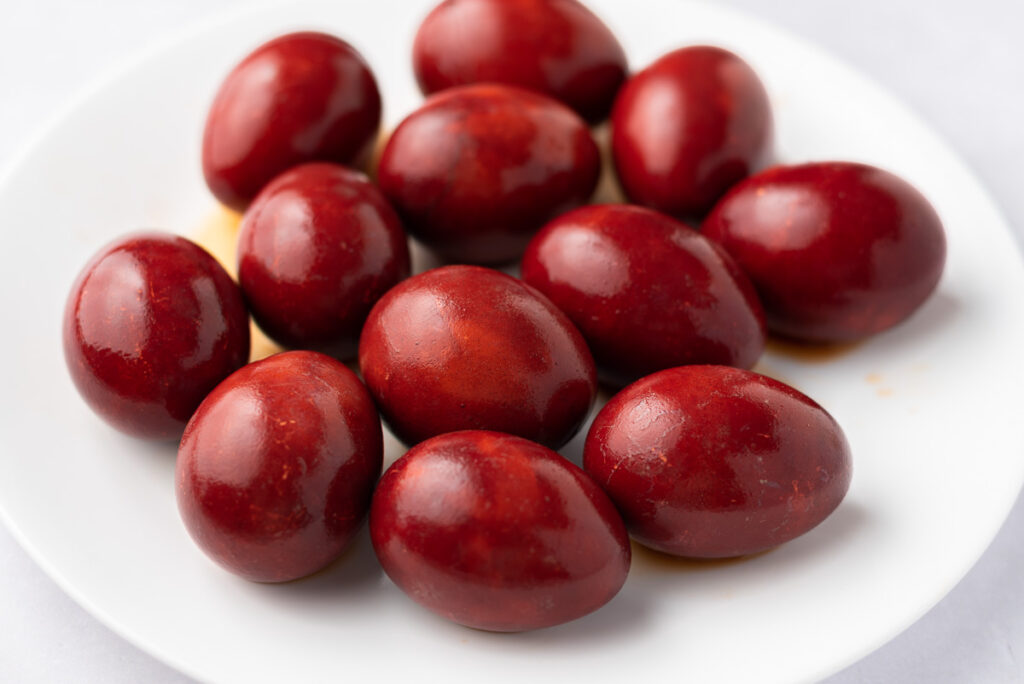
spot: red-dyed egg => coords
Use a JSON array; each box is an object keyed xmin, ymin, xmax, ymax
[
  {"xmin": 413, "ymin": 0, "xmax": 627, "ymax": 123},
  {"xmin": 702, "ymin": 162, "xmax": 947, "ymax": 342},
  {"xmin": 377, "ymin": 84, "xmax": 600, "ymax": 264},
  {"xmin": 202, "ymin": 32, "xmax": 381, "ymax": 210},
  {"xmin": 611, "ymin": 45, "xmax": 772, "ymax": 217},
  {"xmin": 370, "ymin": 430, "xmax": 631, "ymax": 631},
  {"xmin": 63, "ymin": 232, "xmax": 250, "ymax": 440},
  {"xmin": 237, "ymin": 162, "xmax": 410, "ymax": 359},
  {"xmin": 176, "ymin": 351, "xmax": 383, "ymax": 582},
  {"xmin": 521, "ymin": 204, "xmax": 765, "ymax": 386},
  {"xmin": 584, "ymin": 365, "xmax": 852, "ymax": 558},
  {"xmin": 358, "ymin": 265, "xmax": 596, "ymax": 448}
]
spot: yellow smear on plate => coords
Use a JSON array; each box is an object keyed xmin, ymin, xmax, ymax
[
  {"xmin": 590, "ymin": 122, "xmax": 626, "ymax": 205},
  {"xmin": 193, "ymin": 205, "xmax": 282, "ymax": 363}
]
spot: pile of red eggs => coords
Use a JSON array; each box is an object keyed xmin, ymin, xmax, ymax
[{"xmin": 62, "ymin": 0, "xmax": 946, "ymax": 632}]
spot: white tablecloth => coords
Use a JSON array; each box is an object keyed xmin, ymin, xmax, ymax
[{"xmin": 2, "ymin": 0, "xmax": 1022, "ymax": 681}]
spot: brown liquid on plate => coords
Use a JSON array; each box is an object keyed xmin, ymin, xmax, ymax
[
  {"xmin": 630, "ymin": 540, "xmax": 775, "ymax": 573},
  {"xmin": 366, "ymin": 129, "xmax": 390, "ymax": 183},
  {"xmin": 590, "ymin": 122, "xmax": 627, "ymax": 205},
  {"xmin": 764, "ymin": 336, "xmax": 861, "ymax": 363},
  {"xmin": 193, "ymin": 205, "xmax": 283, "ymax": 363}
]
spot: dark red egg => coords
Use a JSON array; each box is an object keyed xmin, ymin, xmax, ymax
[
  {"xmin": 176, "ymin": 351, "xmax": 383, "ymax": 582},
  {"xmin": 702, "ymin": 162, "xmax": 947, "ymax": 342},
  {"xmin": 370, "ymin": 430, "xmax": 630, "ymax": 631},
  {"xmin": 63, "ymin": 233, "xmax": 250, "ymax": 440},
  {"xmin": 376, "ymin": 84, "xmax": 601, "ymax": 264},
  {"xmin": 202, "ymin": 32, "xmax": 382, "ymax": 211},
  {"xmin": 358, "ymin": 265, "xmax": 596, "ymax": 448},
  {"xmin": 521, "ymin": 204, "xmax": 765, "ymax": 386},
  {"xmin": 237, "ymin": 162, "xmax": 410, "ymax": 359},
  {"xmin": 413, "ymin": 0, "xmax": 627, "ymax": 123},
  {"xmin": 611, "ymin": 45, "xmax": 772, "ymax": 218},
  {"xmin": 584, "ymin": 365, "xmax": 852, "ymax": 558}
]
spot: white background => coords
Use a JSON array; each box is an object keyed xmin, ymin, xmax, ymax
[{"xmin": 1, "ymin": 0, "xmax": 1022, "ymax": 681}]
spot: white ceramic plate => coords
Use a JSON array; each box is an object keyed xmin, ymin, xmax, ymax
[{"xmin": 2, "ymin": 1, "xmax": 1022, "ymax": 682}]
